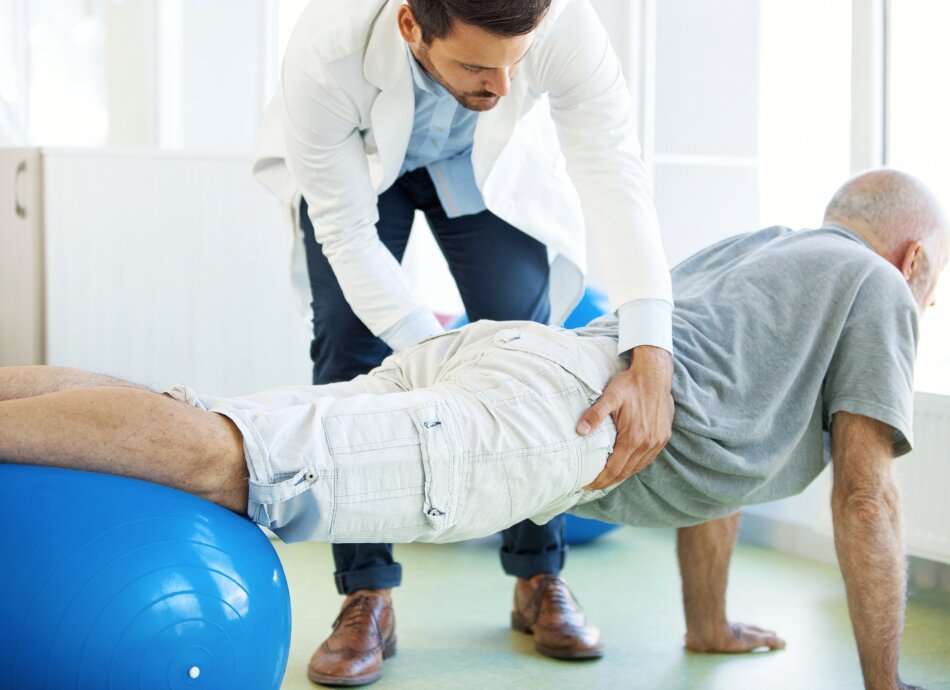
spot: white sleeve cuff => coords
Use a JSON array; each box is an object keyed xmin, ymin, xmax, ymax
[
  {"xmin": 379, "ymin": 306, "xmax": 445, "ymax": 352},
  {"xmin": 616, "ymin": 298, "xmax": 673, "ymax": 355}
]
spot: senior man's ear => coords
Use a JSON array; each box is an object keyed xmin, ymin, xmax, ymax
[{"xmin": 899, "ymin": 240, "xmax": 924, "ymax": 281}]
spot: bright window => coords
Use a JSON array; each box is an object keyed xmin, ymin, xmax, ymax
[
  {"xmin": 758, "ymin": 1, "xmax": 852, "ymax": 231},
  {"xmin": 2, "ymin": 0, "xmax": 273, "ymax": 151},
  {"xmin": 888, "ymin": 0, "xmax": 950, "ymax": 394},
  {"xmin": 0, "ymin": 0, "xmax": 21, "ymax": 114},
  {"xmin": 27, "ymin": 1, "xmax": 110, "ymax": 146}
]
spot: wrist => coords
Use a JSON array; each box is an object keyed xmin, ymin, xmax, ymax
[
  {"xmin": 684, "ymin": 620, "xmax": 730, "ymax": 652},
  {"xmin": 865, "ymin": 668, "xmax": 903, "ymax": 690},
  {"xmin": 684, "ymin": 615, "xmax": 729, "ymax": 645},
  {"xmin": 628, "ymin": 345, "xmax": 674, "ymax": 377}
]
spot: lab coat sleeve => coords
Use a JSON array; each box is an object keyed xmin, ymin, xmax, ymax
[
  {"xmin": 534, "ymin": 0, "xmax": 673, "ymax": 354},
  {"xmin": 280, "ymin": 46, "xmax": 443, "ymax": 351}
]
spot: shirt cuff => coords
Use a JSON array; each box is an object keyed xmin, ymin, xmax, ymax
[
  {"xmin": 379, "ymin": 306, "xmax": 445, "ymax": 352},
  {"xmin": 616, "ymin": 298, "xmax": 673, "ymax": 355}
]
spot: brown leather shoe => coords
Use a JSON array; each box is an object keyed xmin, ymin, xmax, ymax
[
  {"xmin": 307, "ymin": 590, "xmax": 397, "ymax": 687},
  {"xmin": 511, "ymin": 574, "xmax": 604, "ymax": 660}
]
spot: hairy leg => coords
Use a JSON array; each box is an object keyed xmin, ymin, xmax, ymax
[
  {"xmin": 0, "ymin": 386, "xmax": 248, "ymax": 514},
  {"xmin": 678, "ymin": 514, "xmax": 785, "ymax": 653},
  {"xmin": 0, "ymin": 365, "xmax": 149, "ymax": 401}
]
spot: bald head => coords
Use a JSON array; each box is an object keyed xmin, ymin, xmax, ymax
[
  {"xmin": 825, "ymin": 169, "xmax": 950, "ymax": 311},
  {"xmin": 824, "ymin": 169, "xmax": 949, "ymax": 265}
]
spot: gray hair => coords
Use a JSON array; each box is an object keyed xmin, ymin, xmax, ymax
[{"xmin": 824, "ymin": 169, "xmax": 949, "ymax": 261}]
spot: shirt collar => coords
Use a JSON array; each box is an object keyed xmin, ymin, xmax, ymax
[
  {"xmin": 405, "ymin": 42, "xmax": 449, "ymax": 97},
  {"xmin": 820, "ymin": 222, "xmax": 875, "ymax": 251}
]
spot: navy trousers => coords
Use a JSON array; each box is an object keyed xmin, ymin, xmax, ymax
[{"xmin": 301, "ymin": 168, "xmax": 567, "ymax": 594}]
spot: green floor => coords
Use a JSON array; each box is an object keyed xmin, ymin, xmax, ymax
[{"xmin": 272, "ymin": 528, "xmax": 950, "ymax": 690}]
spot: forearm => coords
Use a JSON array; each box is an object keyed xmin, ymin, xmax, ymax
[
  {"xmin": 677, "ymin": 513, "xmax": 739, "ymax": 644},
  {"xmin": 280, "ymin": 54, "xmax": 439, "ymax": 349},
  {"xmin": 831, "ymin": 411, "xmax": 910, "ymax": 690},
  {"xmin": 832, "ymin": 483, "xmax": 905, "ymax": 689}
]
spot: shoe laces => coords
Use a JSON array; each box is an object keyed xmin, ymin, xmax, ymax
[
  {"xmin": 332, "ymin": 595, "xmax": 382, "ymax": 642},
  {"xmin": 532, "ymin": 575, "xmax": 581, "ymax": 616}
]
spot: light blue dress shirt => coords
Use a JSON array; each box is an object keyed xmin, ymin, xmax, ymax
[
  {"xmin": 383, "ymin": 46, "xmax": 670, "ymax": 356},
  {"xmin": 399, "ymin": 46, "xmax": 487, "ymax": 217}
]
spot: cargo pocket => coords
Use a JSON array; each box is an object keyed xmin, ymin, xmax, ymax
[
  {"xmin": 325, "ymin": 400, "xmax": 462, "ymax": 540},
  {"xmin": 247, "ymin": 466, "xmax": 319, "ymax": 531},
  {"xmin": 411, "ymin": 403, "xmax": 463, "ymax": 533}
]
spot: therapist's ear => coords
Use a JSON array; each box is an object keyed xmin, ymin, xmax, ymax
[
  {"xmin": 899, "ymin": 241, "xmax": 924, "ymax": 281},
  {"xmin": 397, "ymin": 4, "xmax": 423, "ymax": 45}
]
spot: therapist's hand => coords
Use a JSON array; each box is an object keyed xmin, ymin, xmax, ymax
[{"xmin": 577, "ymin": 345, "xmax": 673, "ymax": 490}]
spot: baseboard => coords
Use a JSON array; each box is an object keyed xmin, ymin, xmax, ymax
[
  {"xmin": 738, "ymin": 511, "xmax": 950, "ymax": 593},
  {"xmin": 738, "ymin": 510, "xmax": 837, "ymax": 565}
]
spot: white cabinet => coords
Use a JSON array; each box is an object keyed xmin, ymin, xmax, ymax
[
  {"xmin": 0, "ymin": 147, "xmax": 311, "ymax": 397},
  {"xmin": 0, "ymin": 148, "xmax": 45, "ymax": 366}
]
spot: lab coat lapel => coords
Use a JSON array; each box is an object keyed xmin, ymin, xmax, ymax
[
  {"xmin": 364, "ymin": 0, "xmax": 413, "ymax": 192},
  {"xmin": 472, "ymin": 77, "xmax": 528, "ymax": 192}
]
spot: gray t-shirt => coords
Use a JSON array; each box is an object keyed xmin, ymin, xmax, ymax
[{"xmin": 572, "ymin": 225, "xmax": 919, "ymax": 527}]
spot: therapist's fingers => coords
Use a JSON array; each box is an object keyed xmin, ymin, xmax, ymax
[
  {"xmin": 586, "ymin": 440, "xmax": 634, "ymax": 489},
  {"xmin": 576, "ymin": 392, "xmax": 616, "ymax": 436},
  {"xmin": 585, "ymin": 421, "xmax": 658, "ymax": 490},
  {"xmin": 582, "ymin": 390, "xmax": 671, "ymax": 490}
]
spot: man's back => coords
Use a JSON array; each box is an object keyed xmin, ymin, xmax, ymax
[{"xmin": 574, "ymin": 226, "xmax": 919, "ymax": 527}]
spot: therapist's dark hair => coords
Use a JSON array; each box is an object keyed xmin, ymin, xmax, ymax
[{"xmin": 407, "ymin": 0, "xmax": 551, "ymax": 42}]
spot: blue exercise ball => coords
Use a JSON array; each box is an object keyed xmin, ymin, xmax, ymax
[
  {"xmin": 0, "ymin": 464, "xmax": 291, "ymax": 690},
  {"xmin": 562, "ymin": 287, "xmax": 613, "ymax": 330},
  {"xmin": 563, "ymin": 514, "xmax": 620, "ymax": 546},
  {"xmin": 447, "ymin": 286, "xmax": 613, "ymax": 331}
]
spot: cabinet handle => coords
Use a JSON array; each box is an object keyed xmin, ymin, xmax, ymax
[{"xmin": 15, "ymin": 160, "xmax": 27, "ymax": 219}]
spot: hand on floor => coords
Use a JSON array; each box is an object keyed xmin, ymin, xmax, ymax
[{"xmin": 684, "ymin": 621, "xmax": 786, "ymax": 653}]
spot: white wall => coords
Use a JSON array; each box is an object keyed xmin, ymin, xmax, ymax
[
  {"xmin": 41, "ymin": 149, "xmax": 311, "ymax": 396},
  {"xmin": 652, "ymin": 0, "xmax": 760, "ymax": 267},
  {"xmin": 163, "ymin": 0, "xmax": 274, "ymax": 154},
  {"xmin": 0, "ymin": 101, "xmax": 24, "ymax": 145},
  {"xmin": 101, "ymin": 0, "xmax": 157, "ymax": 148}
]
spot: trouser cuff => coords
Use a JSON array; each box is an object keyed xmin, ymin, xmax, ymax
[
  {"xmin": 334, "ymin": 563, "xmax": 403, "ymax": 594},
  {"xmin": 499, "ymin": 547, "xmax": 566, "ymax": 579}
]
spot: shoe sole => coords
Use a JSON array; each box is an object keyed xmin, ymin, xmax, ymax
[
  {"xmin": 307, "ymin": 636, "xmax": 398, "ymax": 687},
  {"xmin": 511, "ymin": 612, "xmax": 604, "ymax": 661}
]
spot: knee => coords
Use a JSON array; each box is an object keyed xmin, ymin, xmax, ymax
[{"xmin": 191, "ymin": 413, "xmax": 249, "ymax": 515}]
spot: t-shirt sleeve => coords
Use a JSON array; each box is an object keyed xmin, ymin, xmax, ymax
[{"xmin": 822, "ymin": 264, "xmax": 919, "ymax": 456}]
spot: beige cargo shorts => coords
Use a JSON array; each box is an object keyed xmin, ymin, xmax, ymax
[{"xmin": 167, "ymin": 321, "xmax": 625, "ymax": 544}]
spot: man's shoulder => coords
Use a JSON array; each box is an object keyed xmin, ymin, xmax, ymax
[
  {"xmin": 286, "ymin": 0, "xmax": 388, "ymax": 66},
  {"xmin": 805, "ymin": 228, "xmax": 912, "ymax": 295},
  {"xmin": 527, "ymin": 0, "xmax": 608, "ymax": 70}
]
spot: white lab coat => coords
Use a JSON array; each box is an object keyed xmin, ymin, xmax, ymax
[{"xmin": 254, "ymin": 0, "xmax": 671, "ymax": 352}]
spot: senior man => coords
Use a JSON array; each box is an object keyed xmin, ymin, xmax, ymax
[
  {"xmin": 254, "ymin": 0, "xmax": 673, "ymax": 679},
  {"xmin": 1, "ymin": 170, "xmax": 946, "ymax": 689}
]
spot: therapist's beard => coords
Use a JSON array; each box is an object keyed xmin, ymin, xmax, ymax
[{"xmin": 413, "ymin": 44, "xmax": 501, "ymax": 112}]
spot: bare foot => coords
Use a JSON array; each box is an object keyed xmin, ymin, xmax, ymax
[{"xmin": 685, "ymin": 621, "xmax": 786, "ymax": 653}]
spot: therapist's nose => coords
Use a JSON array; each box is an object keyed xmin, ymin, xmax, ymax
[{"xmin": 484, "ymin": 68, "xmax": 512, "ymax": 97}]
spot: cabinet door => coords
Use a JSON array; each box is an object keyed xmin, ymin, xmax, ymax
[{"xmin": 0, "ymin": 148, "xmax": 44, "ymax": 366}]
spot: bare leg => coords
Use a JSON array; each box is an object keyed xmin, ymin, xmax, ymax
[
  {"xmin": 677, "ymin": 514, "xmax": 785, "ymax": 652},
  {"xmin": 0, "ymin": 386, "xmax": 248, "ymax": 514},
  {"xmin": 0, "ymin": 365, "xmax": 149, "ymax": 401}
]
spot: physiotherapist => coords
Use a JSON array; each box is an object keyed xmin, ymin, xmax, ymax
[{"xmin": 254, "ymin": 0, "xmax": 674, "ymax": 685}]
